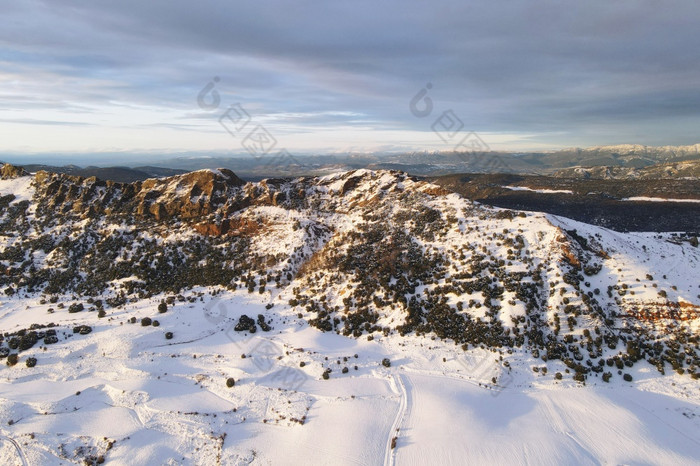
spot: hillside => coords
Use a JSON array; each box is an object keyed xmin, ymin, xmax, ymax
[
  {"xmin": 553, "ymin": 159, "xmax": 700, "ymax": 180},
  {"xmin": 430, "ymin": 173, "xmax": 700, "ymax": 232},
  {"xmin": 0, "ymin": 166, "xmax": 698, "ymax": 464}
]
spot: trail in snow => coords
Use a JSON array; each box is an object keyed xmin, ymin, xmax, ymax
[
  {"xmin": 0, "ymin": 434, "xmax": 28, "ymax": 466},
  {"xmin": 384, "ymin": 373, "xmax": 409, "ymax": 466}
]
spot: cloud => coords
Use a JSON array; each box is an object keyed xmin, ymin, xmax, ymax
[{"xmin": 1, "ymin": 0, "xmax": 700, "ymax": 156}]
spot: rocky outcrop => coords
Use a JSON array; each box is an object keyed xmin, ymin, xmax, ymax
[
  {"xmin": 28, "ymin": 167, "xmax": 450, "ymax": 236},
  {"xmin": 33, "ymin": 168, "xmax": 248, "ymax": 224},
  {"xmin": 1, "ymin": 164, "xmax": 29, "ymax": 179}
]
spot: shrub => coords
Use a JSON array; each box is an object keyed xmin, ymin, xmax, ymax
[
  {"xmin": 152, "ymin": 320, "xmax": 160, "ymax": 327},
  {"xmin": 165, "ymin": 332, "xmax": 173, "ymax": 340},
  {"xmin": 381, "ymin": 358, "xmax": 391, "ymax": 368},
  {"xmin": 257, "ymin": 314, "xmax": 271, "ymax": 332},
  {"xmin": 73, "ymin": 325, "xmax": 92, "ymax": 335},
  {"xmin": 98, "ymin": 310, "xmax": 107, "ymax": 318},
  {"xmin": 141, "ymin": 317, "xmax": 152, "ymax": 326},
  {"xmin": 26, "ymin": 357, "xmax": 37, "ymax": 368},
  {"xmin": 6, "ymin": 354, "xmax": 18, "ymax": 366},
  {"xmin": 158, "ymin": 302, "xmax": 167, "ymax": 313},
  {"xmin": 554, "ymin": 372, "xmax": 563, "ymax": 380},
  {"xmin": 68, "ymin": 303, "xmax": 84, "ymax": 313},
  {"xmin": 234, "ymin": 315, "xmax": 256, "ymax": 333},
  {"xmin": 226, "ymin": 377, "xmax": 235, "ymax": 388},
  {"xmin": 623, "ymin": 373, "xmax": 633, "ymax": 382},
  {"xmin": 19, "ymin": 333, "xmax": 38, "ymax": 351},
  {"xmin": 44, "ymin": 335, "xmax": 58, "ymax": 345}
]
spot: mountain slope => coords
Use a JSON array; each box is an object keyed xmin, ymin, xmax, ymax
[
  {"xmin": 0, "ymin": 165, "xmax": 699, "ymax": 463},
  {"xmin": 1, "ymin": 166, "xmax": 698, "ymax": 382}
]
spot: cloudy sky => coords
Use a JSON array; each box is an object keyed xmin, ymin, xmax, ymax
[{"xmin": 2, "ymin": 0, "xmax": 700, "ymax": 161}]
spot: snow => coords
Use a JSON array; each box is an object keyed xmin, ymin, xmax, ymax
[
  {"xmin": 0, "ymin": 288, "xmax": 698, "ymax": 465},
  {"xmin": 0, "ymin": 176, "xmax": 34, "ymax": 203},
  {"xmin": 393, "ymin": 374, "xmax": 699, "ymax": 465},
  {"xmin": 621, "ymin": 196, "xmax": 700, "ymax": 203},
  {"xmin": 503, "ymin": 186, "xmax": 574, "ymax": 194}
]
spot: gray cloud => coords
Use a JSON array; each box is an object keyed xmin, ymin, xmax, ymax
[{"xmin": 1, "ymin": 0, "xmax": 700, "ymax": 153}]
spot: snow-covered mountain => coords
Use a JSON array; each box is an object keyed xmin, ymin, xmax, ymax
[{"xmin": 0, "ymin": 165, "xmax": 698, "ymax": 464}]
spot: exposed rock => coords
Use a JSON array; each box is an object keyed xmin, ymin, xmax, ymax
[
  {"xmin": 1, "ymin": 164, "xmax": 29, "ymax": 179},
  {"xmin": 32, "ymin": 168, "xmax": 248, "ymax": 224}
]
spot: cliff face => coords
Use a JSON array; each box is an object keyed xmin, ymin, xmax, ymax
[
  {"xmin": 27, "ymin": 167, "xmax": 431, "ymax": 236},
  {"xmin": 32, "ymin": 168, "xmax": 248, "ymax": 225}
]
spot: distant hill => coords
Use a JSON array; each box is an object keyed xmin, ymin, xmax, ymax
[
  {"xmin": 17, "ymin": 164, "xmax": 187, "ymax": 182},
  {"xmin": 552, "ymin": 159, "xmax": 700, "ymax": 180},
  {"xmin": 430, "ymin": 172, "xmax": 700, "ymax": 232},
  {"xmin": 5, "ymin": 143, "xmax": 700, "ymax": 180}
]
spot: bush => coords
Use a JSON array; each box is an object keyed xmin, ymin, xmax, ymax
[
  {"xmin": 257, "ymin": 314, "xmax": 271, "ymax": 332},
  {"xmin": 226, "ymin": 377, "xmax": 235, "ymax": 388},
  {"xmin": 26, "ymin": 357, "xmax": 37, "ymax": 368},
  {"xmin": 381, "ymin": 358, "xmax": 391, "ymax": 368},
  {"xmin": 152, "ymin": 320, "xmax": 160, "ymax": 327},
  {"xmin": 6, "ymin": 354, "xmax": 18, "ymax": 366},
  {"xmin": 68, "ymin": 303, "xmax": 84, "ymax": 313},
  {"xmin": 554, "ymin": 372, "xmax": 563, "ymax": 380},
  {"xmin": 234, "ymin": 315, "xmax": 256, "ymax": 333},
  {"xmin": 44, "ymin": 335, "xmax": 58, "ymax": 345},
  {"xmin": 98, "ymin": 310, "xmax": 106, "ymax": 318},
  {"xmin": 623, "ymin": 373, "xmax": 633, "ymax": 382},
  {"xmin": 165, "ymin": 332, "xmax": 173, "ymax": 340},
  {"xmin": 141, "ymin": 317, "xmax": 152, "ymax": 326},
  {"xmin": 158, "ymin": 302, "xmax": 167, "ymax": 313},
  {"xmin": 19, "ymin": 333, "xmax": 38, "ymax": 351}
]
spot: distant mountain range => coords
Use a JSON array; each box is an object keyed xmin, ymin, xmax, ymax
[
  {"xmin": 553, "ymin": 159, "xmax": 700, "ymax": 180},
  {"xmin": 3, "ymin": 143, "xmax": 700, "ymax": 181}
]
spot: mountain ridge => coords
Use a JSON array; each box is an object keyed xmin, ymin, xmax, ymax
[{"xmin": 0, "ymin": 166, "xmax": 698, "ymax": 388}]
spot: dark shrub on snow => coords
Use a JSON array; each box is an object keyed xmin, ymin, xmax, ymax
[{"xmin": 234, "ymin": 315, "xmax": 256, "ymax": 332}]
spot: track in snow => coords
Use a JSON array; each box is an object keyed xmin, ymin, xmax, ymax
[{"xmin": 0, "ymin": 434, "xmax": 28, "ymax": 466}]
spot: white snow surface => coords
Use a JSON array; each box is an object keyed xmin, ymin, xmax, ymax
[
  {"xmin": 621, "ymin": 196, "xmax": 700, "ymax": 203},
  {"xmin": 503, "ymin": 186, "xmax": 574, "ymax": 194},
  {"xmin": 0, "ymin": 288, "xmax": 697, "ymax": 465}
]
